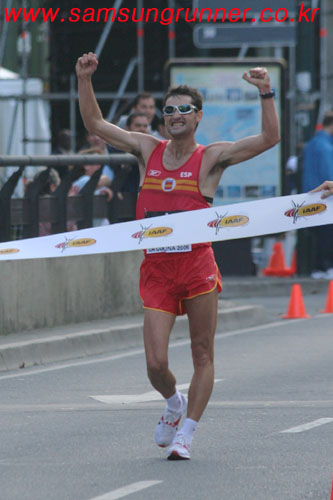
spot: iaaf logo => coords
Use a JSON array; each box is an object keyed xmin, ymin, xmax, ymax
[
  {"xmin": 131, "ymin": 225, "xmax": 173, "ymax": 244},
  {"xmin": 284, "ymin": 201, "xmax": 327, "ymax": 224},
  {"xmin": 208, "ymin": 212, "xmax": 249, "ymax": 235},
  {"xmin": 55, "ymin": 237, "xmax": 96, "ymax": 253},
  {"xmin": 0, "ymin": 248, "xmax": 20, "ymax": 255}
]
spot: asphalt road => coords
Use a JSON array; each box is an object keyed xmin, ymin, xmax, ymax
[{"xmin": 0, "ymin": 299, "xmax": 332, "ymax": 500}]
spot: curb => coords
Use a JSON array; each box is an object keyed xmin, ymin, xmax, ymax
[
  {"xmin": 222, "ymin": 277, "xmax": 331, "ymax": 298},
  {"xmin": 0, "ymin": 301, "xmax": 267, "ymax": 372}
]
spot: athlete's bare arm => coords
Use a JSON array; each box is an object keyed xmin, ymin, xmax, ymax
[
  {"xmin": 76, "ymin": 52, "xmax": 158, "ymax": 166},
  {"xmin": 200, "ymin": 67, "xmax": 280, "ymax": 195}
]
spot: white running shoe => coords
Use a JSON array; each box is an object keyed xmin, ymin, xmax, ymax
[
  {"xmin": 167, "ymin": 432, "xmax": 191, "ymax": 460},
  {"xmin": 154, "ymin": 393, "xmax": 187, "ymax": 448}
]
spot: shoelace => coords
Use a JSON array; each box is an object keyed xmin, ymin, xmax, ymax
[
  {"xmin": 174, "ymin": 434, "xmax": 191, "ymax": 450},
  {"xmin": 162, "ymin": 410, "xmax": 181, "ymax": 426}
]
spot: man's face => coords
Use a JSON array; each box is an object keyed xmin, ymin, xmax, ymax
[
  {"xmin": 135, "ymin": 98, "xmax": 155, "ymax": 124},
  {"xmin": 163, "ymin": 95, "xmax": 202, "ymax": 138},
  {"xmin": 84, "ymin": 164, "xmax": 100, "ymax": 176},
  {"xmin": 87, "ymin": 134, "xmax": 105, "ymax": 149},
  {"xmin": 128, "ymin": 116, "xmax": 149, "ymax": 133}
]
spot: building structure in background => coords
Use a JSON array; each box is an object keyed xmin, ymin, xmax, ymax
[{"xmin": 0, "ymin": 0, "xmax": 331, "ymax": 273}]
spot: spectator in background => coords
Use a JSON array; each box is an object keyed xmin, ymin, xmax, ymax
[
  {"xmin": 121, "ymin": 112, "xmax": 150, "ymax": 193},
  {"xmin": 52, "ymin": 129, "xmax": 73, "ymax": 179},
  {"xmin": 117, "ymin": 92, "xmax": 156, "ymax": 131},
  {"xmin": 302, "ymin": 113, "xmax": 333, "ymax": 192},
  {"xmin": 85, "ymin": 132, "xmax": 115, "ymax": 185},
  {"xmin": 70, "ymin": 147, "xmax": 113, "ymax": 227},
  {"xmin": 36, "ymin": 167, "xmax": 61, "ymax": 196},
  {"xmin": 126, "ymin": 112, "xmax": 150, "ymax": 134},
  {"xmin": 103, "ymin": 112, "xmax": 150, "ymax": 224},
  {"xmin": 32, "ymin": 168, "xmax": 61, "ymax": 236},
  {"xmin": 153, "ymin": 116, "xmax": 171, "ymax": 141},
  {"xmin": 285, "ymin": 154, "xmax": 298, "ymax": 195},
  {"xmin": 302, "ymin": 112, "xmax": 333, "ymax": 279},
  {"xmin": 107, "ymin": 112, "xmax": 150, "ymax": 195}
]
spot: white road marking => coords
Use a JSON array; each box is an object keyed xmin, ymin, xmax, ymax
[
  {"xmin": 89, "ymin": 480, "xmax": 162, "ymax": 500},
  {"xmin": 0, "ymin": 318, "xmax": 308, "ymax": 381},
  {"xmin": 280, "ymin": 418, "xmax": 333, "ymax": 433},
  {"xmin": 0, "ymin": 348, "xmax": 145, "ymax": 381},
  {"xmin": 90, "ymin": 379, "xmax": 223, "ymax": 404}
]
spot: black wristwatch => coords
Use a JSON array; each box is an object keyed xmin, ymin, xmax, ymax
[{"xmin": 259, "ymin": 89, "xmax": 275, "ymax": 99}]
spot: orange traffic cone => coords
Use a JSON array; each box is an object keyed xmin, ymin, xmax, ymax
[
  {"xmin": 262, "ymin": 242, "xmax": 293, "ymax": 277},
  {"xmin": 282, "ymin": 284, "xmax": 311, "ymax": 319},
  {"xmin": 321, "ymin": 280, "xmax": 333, "ymax": 314}
]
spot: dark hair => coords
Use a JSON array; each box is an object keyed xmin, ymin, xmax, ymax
[
  {"xmin": 163, "ymin": 85, "xmax": 203, "ymax": 111},
  {"xmin": 126, "ymin": 112, "xmax": 148, "ymax": 128},
  {"xmin": 57, "ymin": 128, "xmax": 71, "ymax": 141},
  {"xmin": 133, "ymin": 92, "xmax": 155, "ymax": 107},
  {"xmin": 33, "ymin": 168, "xmax": 60, "ymax": 195},
  {"xmin": 57, "ymin": 128, "xmax": 71, "ymax": 150},
  {"xmin": 323, "ymin": 112, "xmax": 333, "ymax": 128},
  {"xmin": 155, "ymin": 116, "xmax": 165, "ymax": 127}
]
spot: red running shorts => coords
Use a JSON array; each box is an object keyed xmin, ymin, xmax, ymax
[{"xmin": 139, "ymin": 245, "xmax": 222, "ymax": 315}]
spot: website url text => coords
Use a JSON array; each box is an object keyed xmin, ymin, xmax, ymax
[{"xmin": 4, "ymin": 4, "xmax": 320, "ymax": 25}]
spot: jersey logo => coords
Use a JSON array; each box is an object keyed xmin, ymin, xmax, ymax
[
  {"xmin": 180, "ymin": 172, "xmax": 192, "ymax": 178},
  {"xmin": 148, "ymin": 169, "xmax": 161, "ymax": 177},
  {"xmin": 162, "ymin": 178, "xmax": 176, "ymax": 192}
]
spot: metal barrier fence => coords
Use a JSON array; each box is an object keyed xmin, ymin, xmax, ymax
[{"xmin": 0, "ymin": 154, "xmax": 138, "ymax": 242}]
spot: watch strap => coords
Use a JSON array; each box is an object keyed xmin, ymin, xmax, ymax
[{"xmin": 259, "ymin": 89, "xmax": 275, "ymax": 99}]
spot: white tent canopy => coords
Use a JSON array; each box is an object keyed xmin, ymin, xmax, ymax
[
  {"xmin": 0, "ymin": 67, "xmax": 51, "ymax": 196},
  {"xmin": 0, "ymin": 66, "xmax": 19, "ymax": 78}
]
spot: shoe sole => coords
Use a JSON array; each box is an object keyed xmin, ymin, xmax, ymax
[{"xmin": 167, "ymin": 451, "xmax": 190, "ymax": 461}]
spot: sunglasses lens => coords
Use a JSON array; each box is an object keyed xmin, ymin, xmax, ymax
[
  {"xmin": 163, "ymin": 104, "xmax": 197, "ymax": 115},
  {"xmin": 163, "ymin": 106, "xmax": 175, "ymax": 115},
  {"xmin": 178, "ymin": 105, "xmax": 192, "ymax": 114}
]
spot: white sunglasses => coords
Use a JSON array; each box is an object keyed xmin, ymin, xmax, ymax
[{"xmin": 163, "ymin": 104, "xmax": 198, "ymax": 116}]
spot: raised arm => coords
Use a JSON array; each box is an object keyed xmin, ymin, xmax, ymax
[
  {"xmin": 76, "ymin": 52, "xmax": 157, "ymax": 157},
  {"xmin": 207, "ymin": 67, "xmax": 280, "ymax": 171}
]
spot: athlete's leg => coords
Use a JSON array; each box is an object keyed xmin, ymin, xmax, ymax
[
  {"xmin": 143, "ymin": 309, "xmax": 177, "ymax": 398},
  {"xmin": 184, "ymin": 288, "xmax": 218, "ymax": 422}
]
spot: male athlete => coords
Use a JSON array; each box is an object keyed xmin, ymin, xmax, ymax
[{"xmin": 76, "ymin": 53, "xmax": 280, "ymax": 460}]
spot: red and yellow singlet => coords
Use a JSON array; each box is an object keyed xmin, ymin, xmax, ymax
[{"xmin": 136, "ymin": 140, "xmax": 222, "ymax": 315}]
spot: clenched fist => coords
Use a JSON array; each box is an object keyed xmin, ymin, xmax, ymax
[
  {"xmin": 76, "ymin": 52, "xmax": 98, "ymax": 79},
  {"xmin": 242, "ymin": 67, "xmax": 271, "ymax": 93}
]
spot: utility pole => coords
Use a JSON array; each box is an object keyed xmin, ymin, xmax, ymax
[
  {"xmin": 18, "ymin": 0, "xmax": 31, "ymax": 155},
  {"xmin": 295, "ymin": 0, "xmax": 321, "ymax": 274}
]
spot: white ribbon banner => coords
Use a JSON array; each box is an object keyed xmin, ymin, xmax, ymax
[{"xmin": 0, "ymin": 192, "xmax": 332, "ymax": 261}]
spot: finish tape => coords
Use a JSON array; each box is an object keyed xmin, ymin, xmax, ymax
[{"xmin": 0, "ymin": 192, "xmax": 332, "ymax": 261}]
